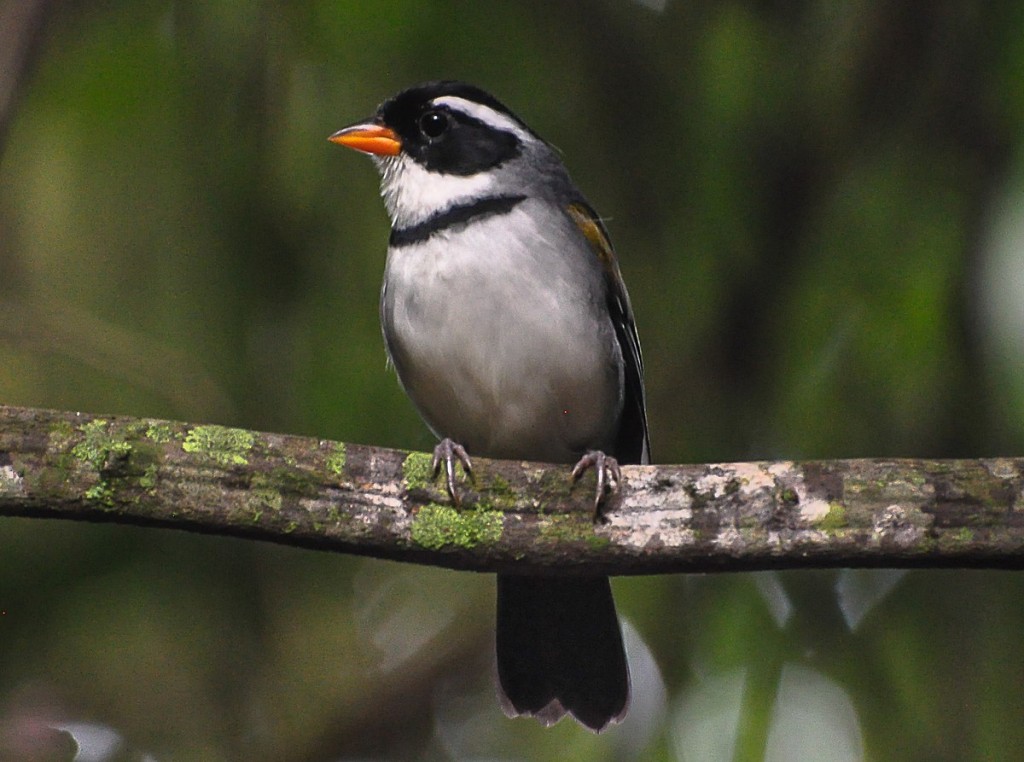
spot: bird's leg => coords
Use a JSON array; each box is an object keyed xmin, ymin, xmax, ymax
[
  {"xmin": 571, "ymin": 450, "xmax": 622, "ymax": 520},
  {"xmin": 432, "ymin": 437, "xmax": 473, "ymax": 505}
]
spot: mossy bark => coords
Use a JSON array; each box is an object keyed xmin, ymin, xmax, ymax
[{"xmin": 2, "ymin": 404, "xmax": 1024, "ymax": 574}]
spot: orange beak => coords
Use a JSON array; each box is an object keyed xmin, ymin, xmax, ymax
[{"xmin": 328, "ymin": 122, "xmax": 401, "ymax": 156}]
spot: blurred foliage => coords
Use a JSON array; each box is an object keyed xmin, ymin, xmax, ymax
[{"xmin": 2, "ymin": 0, "xmax": 1024, "ymax": 760}]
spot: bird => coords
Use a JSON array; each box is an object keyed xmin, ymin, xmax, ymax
[{"xmin": 329, "ymin": 81, "xmax": 650, "ymax": 732}]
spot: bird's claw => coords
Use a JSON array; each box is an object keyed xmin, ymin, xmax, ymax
[
  {"xmin": 432, "ymin": 438, "xmax": 473, "ymax": 505},
  {"xmin": 571, "ymin": 450, "xmax": 621, "ymax": 519}
]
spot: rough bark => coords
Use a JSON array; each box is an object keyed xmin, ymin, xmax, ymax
[{"xmin": 1, "ymin": 404, "xmax": 1022, "ymax": 574}]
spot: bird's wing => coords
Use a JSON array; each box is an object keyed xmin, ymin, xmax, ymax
[{"xmin": 566, "ymin": 203, "xmax": 650, "ymax": 465}]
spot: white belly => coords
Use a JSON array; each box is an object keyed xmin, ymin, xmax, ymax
[{"xmin": 381, "ymin": 202, "xmax": 623, "ymax": 463}]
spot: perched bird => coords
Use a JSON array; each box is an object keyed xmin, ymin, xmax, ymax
[{"xmin": 330, "ymin": 81, "xmax": 650, "ymax": 732}]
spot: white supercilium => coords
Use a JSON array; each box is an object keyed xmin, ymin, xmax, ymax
[{"xmin": 430, "ymin": 96, "xmax": 536, "ymax": 144}]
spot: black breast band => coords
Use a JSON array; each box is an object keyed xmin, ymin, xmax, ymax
[{"xmin": 389, "ymin": 194, "xmax": 527, "ymax": 247}]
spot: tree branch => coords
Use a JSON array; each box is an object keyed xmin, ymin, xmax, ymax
[{"xmin": 1, "ymin": 404, "xmax": 1022, "ymax": 573}]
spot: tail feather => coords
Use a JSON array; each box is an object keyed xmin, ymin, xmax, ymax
[{"xmin": 495, "ymin": 574, "xmax": 629, "ymax": 732}]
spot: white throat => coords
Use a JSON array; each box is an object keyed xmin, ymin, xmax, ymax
[{"xmin": 376, "ymin": 153, "xmax": 497, "ymax": 229}]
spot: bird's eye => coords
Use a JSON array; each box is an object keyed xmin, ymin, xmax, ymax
[{"xmin": 419, "ymin": 110, "xmax": 449, "ymax": 138}]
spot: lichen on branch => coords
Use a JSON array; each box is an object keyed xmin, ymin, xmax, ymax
[{"xmin": 1, "ymin": 404, "xmax": 1024, "ymax": 574}]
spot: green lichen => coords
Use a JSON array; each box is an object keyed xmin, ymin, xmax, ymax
[
  {"xmin": 145, "ymin": 423, "xmax": 173, "ymax": 443},
  {"xmin": 488, "ymin": 474, "xmax": 513, "ymax": 495},
  {"xmin": 182, "ymin": 425, "xmax": 254, "ymax": 467},
  {"xmin": 50, "ymin": 420, "xmax": 74, "ymax": 436},
  {"xmin": 539, "ymin": 514, "xmax": 591, "ymax": 543},
  {"xmin": 250, "ymin": 474, "xmax": 283, "ymax": 512},
  {"xmin": 411, "ymin": 504, "xmax": 503, "ymax": 550},
  {"xmin": 139, "ymin": 463, "xmax": 159, "ymax": 490},
  {"xmin": 476, "ymin": 474, "xmax": 520, "ymax": 511},
  {"xmin": 48, "ymin": 420, "xmax": 77, "ymax": 476},
  {"xmin": 953, "ymin": 527, "xmax": 974, "ymax": 543},
  {"xmin": 72, "ymin": 419, "xmax": 132, "ymax": 471},
  {"xmin": 326, "ymin": 444, "xmax": 347, "ymax": 477},
  {"xmin": 266, "ymin": 465, "xmax": 320, "ymax": 498},
  {"xmin": 66, "ymin": 419, "xmax": 165, "ymax": 507},
  {"xmin": 933, "ymin": 526, "xmax": 976, "ymax": 553},
  {"xmin": 817, "ymin": 502, "xmax": 848, "ymax": 531},
  {"xmin": 48, "ymin": 420, "xmax": 75, "ymax": 451},
  {"xmin": 538, "ymin": 514, "xmax": 610, "ymax": 549},
  {"xmin": 402, "ymin": 451, "xmax": 436, "ymax": 489},
  {"xmin": 84, "ymin": 482, "xmax": 115, "ymax": 507}
]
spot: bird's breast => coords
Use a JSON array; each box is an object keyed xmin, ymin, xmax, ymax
[{"xmin": 380, "ymin": 203, "xmax": 623, "ymax": 463}]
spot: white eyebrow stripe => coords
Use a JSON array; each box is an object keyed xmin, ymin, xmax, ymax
[{"xmin": 430, "ymin": 95, "xmax": 535, "ymax": 142}]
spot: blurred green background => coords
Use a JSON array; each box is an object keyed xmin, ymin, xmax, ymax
[{"xmin": 2, "ymin": 1, "xmax": 1024, "ymax": 760}]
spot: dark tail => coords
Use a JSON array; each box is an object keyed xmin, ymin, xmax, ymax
[{"xmin": 495, "ymin": 574, "xmax": 629, "ymax": 732}]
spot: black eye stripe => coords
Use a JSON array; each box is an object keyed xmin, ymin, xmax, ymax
[{"xmin": 379, "ymin": 90, "xmax": 523, "ymax": 176}]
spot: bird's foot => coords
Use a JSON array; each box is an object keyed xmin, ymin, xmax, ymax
[
  {"xmin": 571, "ymin": 450, "xmax": 621, "ymax": 520},
  {"xmin": 432, "ymin": 438, "xmax": 473, "ymax": 505}
]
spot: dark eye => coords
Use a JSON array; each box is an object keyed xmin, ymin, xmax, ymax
[{"xmin": 419, "ymin": 110, "xmax": 449, "ymax": 138}]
